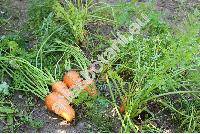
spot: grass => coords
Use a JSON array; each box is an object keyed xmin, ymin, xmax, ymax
[{"xmin": 0, "ymin": 0, "xmax": 200, "ymax": 133}]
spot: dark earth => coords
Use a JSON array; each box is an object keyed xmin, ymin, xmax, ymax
[{"xmin": 1, "ymin": 0, "xmax": 199, "ymax": 132}]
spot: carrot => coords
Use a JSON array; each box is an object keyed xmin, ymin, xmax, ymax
[
  {"xmin": 119, "ymin": 96, "xmax": 127, "ymax": 113},
  {"xmin": 63, "ymin": 70, "xmax": 97, "ymax": 96},
  {"xmin": 63, "ymin": 70, "xmax": 82, "ymax": 88},
  {"xmin": 82, "ymin": 79, "xmax": 97, "ymax": 96},
  {"xmin": 45, "ymin": 92, "xmax": 75, "ymax": 122},
  {"xmin": 119, "ymin": 104, "xmax": 125, "ymax": 113},
  {"xmin": 52, "ymin": 81, "xmax": 67, "ymax": 91},
  {"xmin": 52, "ymin": 81, "xmax": 74, "ymax": 101}
]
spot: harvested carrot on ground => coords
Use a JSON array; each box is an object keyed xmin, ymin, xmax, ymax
[
  {"xmin": 52, "ymin": 81, "xmax": 74, "ymax": 101},
  {"xmin": 52, "ymin": 81, "xmax": 67, "ymax": 91},
  {"xmin": 63, "ymin": 70, "xmax": 83, "ymax": 88},
  {"xmin": 45, "ymin": 92, "xmax": 75, "ymax": 122},
  {"xmin": 63, "ymin": 70, "xmax": 97, "ymax": 96},
  {"xmin": 82, "ymin": 79, "xmax": 97, "ymax": 96}
]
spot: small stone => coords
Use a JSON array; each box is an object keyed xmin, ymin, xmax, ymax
[{"xmin": 18, "ymin": 95, "xmax": 23, "ymax": 99}]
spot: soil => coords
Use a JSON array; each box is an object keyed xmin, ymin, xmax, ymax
[
  {"xmin": 156, "ymin": 0, "xmax": 200, "ymax": 27},
  {"xmin": 1, "ymin": 0, "xmax": 199, "ymax": 133},
  {"xmin": 0, "ymin": 0, "xmax": 28, "ymax": 35},
  {"xmin": 11, "ymin": 91, "xmax": 93, "ymax": 133}
]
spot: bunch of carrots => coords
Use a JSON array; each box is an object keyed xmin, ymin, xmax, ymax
[{"xmin": 45, "ymin": 70, "xmax": 97, "ymax": 122}]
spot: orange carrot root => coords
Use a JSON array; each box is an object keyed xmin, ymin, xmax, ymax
[
  {"xmin": 52, "ymin": 81, "xmax": 67, "ymax": 91},
  {"xmin": 52, "ymin": 81, "xmax": 74, "ymax": 101},
  {"xmin": 63, "ymin": 70, "xmax": 83, "ymax": 88},
  {"xmin": 45, "ymin": 92, "xmax": 75, "ymax": 122},
  {"xmin": 82, "ymin": 79, "xmax": 97, "ymax": 96},
  {"xmin": 119, "ymin": 96, "xmax": 127, "ymax": 113}
]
